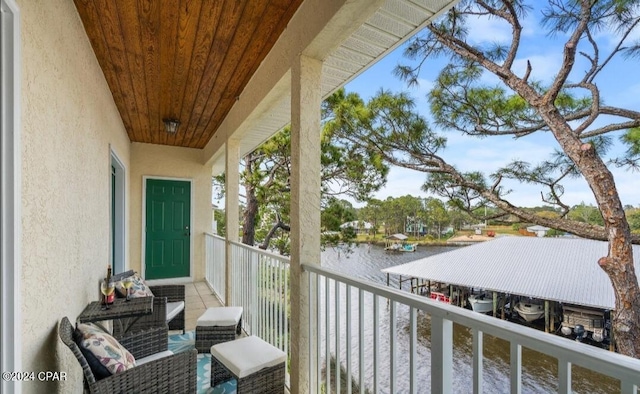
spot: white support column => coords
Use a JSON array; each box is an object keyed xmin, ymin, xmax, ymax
[
  {"xmin": 290, "ymin": 54, "xmax": 322, "ymax": 393},
  {"xmin": 224, "ymin": 139, "xmax": 240, "ymax": 305},
  {"xmin": 1, "ymin": 2, "xmax": 22, "ymax": 393}
]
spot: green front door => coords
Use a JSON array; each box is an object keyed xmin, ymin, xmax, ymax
[{"xmin": 145, "ymin": 179, "xmax": 191, "ymax": 279}]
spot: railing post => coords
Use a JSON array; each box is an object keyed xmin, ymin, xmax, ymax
[
  {"xmin": 389, "ymin": 300, "xmax": 397, "ymax": 393},
  {"xmin": 290, "ymin": 53, "xmax": 322, "ymax": 393},
  {"xmin": 224, "ymin": 138, "xmax": 240, "ymax": 305},
  {"xmin": 409, "ymin": 307, "xmax": 417, "ymax": 394},
  {"xmin": 431, "ymin": 315, "xmax": 453, "ymax": 394},
  {"xmin": 251, "ymin": 254, "xmax": 258, "ymax": 334},
  {"xmin": 472, "ymin": 328, "xmax": 483, "ymax": 394},
  {"xmin": 510, "ymin": 342, "xmax": 522, "ymax": 394},
  {"xmin": 558, "ymin": 358, "xmax": 571, "ymax": 394}
]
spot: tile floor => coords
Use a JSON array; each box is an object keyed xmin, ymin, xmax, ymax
[{"xmin": 182, "ymin": 281, "xmax": 223, "ymax": 332}]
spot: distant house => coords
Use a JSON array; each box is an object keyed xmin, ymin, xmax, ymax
[
  {"xmin": 405, "ymin": 220, "xmax": 428, "ymax": 236},
  {"xmin": 526, "ymin": 225, "xmax": 550, "ymax": 237},
  {"xmin": 339, "ymin": 220, "xmax": 373, "ymax": 234}
]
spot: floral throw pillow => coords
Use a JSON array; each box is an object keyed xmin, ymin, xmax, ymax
[
  {"xmin": 116, "ymin": 274, "xmax": 154, "ymax": 298},
  {"xmin": 75, "ymin": 323, "xmax": 136, "ymax": 375}
]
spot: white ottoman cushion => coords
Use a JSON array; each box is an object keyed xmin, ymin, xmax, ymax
[
  {"xmin": 210, "ymin": 335, "xmax": 286, "ymax": 379},
  {"xmin": 166, "ymin": 301, "xmax": 185, "ymax": 322},
  {"xmin": 197, "ymin": 306, "xmax": 243, "ymax": 327}
]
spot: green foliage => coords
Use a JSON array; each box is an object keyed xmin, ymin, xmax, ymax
[
  {"xmin": 321, "ymin": 232, "xmax": 341, "ymax": 247},
  {"xmin": 618, "ymin": 127, "xmax": 640, "ymax": 169},
  {"xmin": 423, "ymin": 197, "xmax": 451, "ymax": 238},
  {"xmin": 321, "ymin": 89, "xmax": 391, "ymax": 201},
  {"xmin": 568, "ymin": 202, "xmax": 605, "ymax": 226},
  {"xmin": 546, "ymin": 229, "xmax": 563, "ymax": 237},
  {"xmin": 234, "ymin": 88, "xmax": 402, "ymax": 250},
  {"xmin": 356, "ymin": 195, "xmax": 455, "ymax": 237},
  {"xmin": 340, "ymin": 226, "xmax": 357, "ymax": 242},
  {"xmin": 358, "ymin": 198, "xmax": 384, "ymax": 236},
  {"xmin": 626, "ymin": 208, "xmax": 640, "ymax": 232},
  {"xmin": 214, "ymin": 209, "xmax": 226, "ymax": 236},
  {"xmin": 321, "ymin": 198, "xmax": 356, "ymax": 232},
  {"xmin": 320, "ymin": 355, "xmax": 371, "ymax": 394}
]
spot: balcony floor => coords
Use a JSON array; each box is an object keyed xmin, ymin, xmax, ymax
[{"xmin": 183, "ymin": 281, "xmax": 224, "ymax": 332}]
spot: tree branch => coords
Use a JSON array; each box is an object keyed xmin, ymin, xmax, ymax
[{"xmin": 544, "ymin": 0, "xmax": 590, "ymax": 104}]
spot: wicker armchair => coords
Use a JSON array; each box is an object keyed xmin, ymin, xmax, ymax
[
  {"xmin": 117, "ymin": 324, "xmax": 169, "ymax": 360},
  {"xmin": 110, "ymin": 270, "xmax": 186, "ymax": 336},
  {"xmin": 59, "ymin": 317, "xmax": 196, "ymax": 394}
]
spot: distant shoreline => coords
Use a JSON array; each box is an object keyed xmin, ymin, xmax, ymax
[{"xmin": 353, "ymin": 239, "xmax": 455, "ymax": 247}]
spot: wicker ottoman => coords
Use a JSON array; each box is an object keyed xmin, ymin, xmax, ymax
[
  {"xmin": 195, "ymin": 306, "xmax": 243, "ymax": 353},
  {"xmin": 210, "ymin": 336, "xmax": 286, "ymax": 393}
]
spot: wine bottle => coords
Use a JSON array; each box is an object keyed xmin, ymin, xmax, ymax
[{"xmin": 106, "ymin": 265, "xmax": 114, "ymax": 304}]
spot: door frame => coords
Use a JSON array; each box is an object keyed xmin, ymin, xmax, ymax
[
  {"xmin": 110, "ymin": 147, "xmax": 126, "ymax": 274},
  {"xmin": 141, "ymin": 176, "xmax": 194, "ymax": 284},
  {"xmin": 1, "ymin": 0, "xmax": 21, "ymax": 392}
]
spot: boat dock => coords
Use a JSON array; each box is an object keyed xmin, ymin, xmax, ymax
[
  {"xmin": 382, "ymin": 237, "xmax": 640, "ymax": 350},
  {"xmin": 384, "ymin": 233, "xmax": 417, "ymax": 252}
]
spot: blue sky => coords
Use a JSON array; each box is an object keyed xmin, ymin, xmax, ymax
[{"xmin": 344, "ymin": 5, "xmax": 640, "ymax": 209}]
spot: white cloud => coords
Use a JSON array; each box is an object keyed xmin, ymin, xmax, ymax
[
  {"xmin": 520, "ymin": 12, "xmax": 539, "ymax": 38},
  {"xmin": 371, "ymin": 167, "xmax": 428, "ymax": 201},
  {"xmin": 465, "ymin": 16, "xmax": 512, "ymax": 44},
  {"xmin": 444, "ymin": 132, "xmax": 556, "ymax": 169},
  {"xmin": 464, "ymin": 10, "xmax": 539, "ymax": 44}
]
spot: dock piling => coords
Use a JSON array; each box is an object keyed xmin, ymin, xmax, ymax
[{"xmin": 544, "ymin": 300, "xmax": 549, "ymax": 333}]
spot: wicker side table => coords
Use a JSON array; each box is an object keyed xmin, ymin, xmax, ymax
[
  {"xmin": 195, "ymin": 306, "xmax": 243, "ymax": 353},
  {"xmin": 210, "ymin": 336, "xmax": 286, "ymax": 394},
  {"xmin": 77, "ymin": 297, "xmax": 153, "ymax": 335}
]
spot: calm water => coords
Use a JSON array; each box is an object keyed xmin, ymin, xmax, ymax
[{"xmin": 319, "ymin": 244, "xmax": 618, "ymax": 394}]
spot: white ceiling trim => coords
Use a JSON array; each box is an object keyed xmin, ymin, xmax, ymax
[{"xmin": 208, "ymin": 0, "xmax": 458, "ymax": 171}]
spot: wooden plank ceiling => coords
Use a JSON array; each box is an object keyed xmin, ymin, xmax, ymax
[{"xmin": 74, "ymin": 0, "xmax": 303, "ymax": 148}]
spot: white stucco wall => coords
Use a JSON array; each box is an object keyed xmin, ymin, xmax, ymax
[
  {"xmin": 19, "ymin": 0, "xmax": 130, "ymax": 392},
  {"xmin": 130, "ymin": 143, "xmax": 211, "ymax": 282}
]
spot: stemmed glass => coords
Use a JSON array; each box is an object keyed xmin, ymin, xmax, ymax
[
  {"xmin": 100, "ymin": 280, "xmax": 115, "ymax": 310},
  {"xmin": 121, "ymin": 277, "xmax": 134, "ymax": 301}
]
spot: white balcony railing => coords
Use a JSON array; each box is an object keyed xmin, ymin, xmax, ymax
[
  {"xmin": 204, "ymin": 233, "xmax": 640, "ymax": 393},
  {"xmin": 228, "ymin": 239, "xmax": 290, "ymax": 357},
  {"xmin": 204, "ymin": 232, "xmax": 226, "ymax": 304},
  {"xmin": 204, "ymin": 233, "xmax": 290, "ymax": 374}
]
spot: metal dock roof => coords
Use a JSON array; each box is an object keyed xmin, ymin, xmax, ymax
[{"xmin": 381, "ymin": 237, "xmax": 640, "ymax": 310}]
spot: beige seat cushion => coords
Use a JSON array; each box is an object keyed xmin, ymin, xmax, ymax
[
  {"xmin": 197, "ymin": 306, "xmax": 242, "ymax": 327},
  {"xmin": 210, "ymin": 336, "xmax": 286, "ymax": 379}
]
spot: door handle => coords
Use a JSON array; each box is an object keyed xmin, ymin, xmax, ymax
[{"xmin": 184, "ymin": 225, "xmax": 190, "ymax": 236}]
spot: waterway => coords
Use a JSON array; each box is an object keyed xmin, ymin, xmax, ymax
[{"xmin": 319, "ymin": 243, "xmax": 618, "ymax": 393}]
